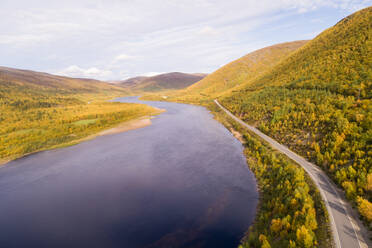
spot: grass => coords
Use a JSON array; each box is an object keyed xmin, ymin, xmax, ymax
[
  {"xmin": 0, "ymin": 100, "xmax": 161, "ymax": 163},
  {"xmin": 73, "ymin": 119, "xmax": 98, "ymax": 126},
  {"xmin": 0, "ymin": 70, "xmax": 162, "ymax": 164},
  {"xmin": 140, "ymin": 40, "xmax": 307, "ymax": 104}
]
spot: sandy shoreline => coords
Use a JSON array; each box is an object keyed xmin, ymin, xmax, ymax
[{"xmin": 98, "ymin": 118, "xmax": 152, "ymax": 136}]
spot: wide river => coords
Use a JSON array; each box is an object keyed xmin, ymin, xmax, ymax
[{"xmin": 0, "ymin": 97, "xmax": 258, "ymax": 248}]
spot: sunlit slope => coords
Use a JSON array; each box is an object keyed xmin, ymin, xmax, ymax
[
  {"xmin": 0, "ymin": 67, "xmax": 158, "ymax": 163},
  {"xmin": 185, "ymin": 40, "xmax": 307, "ymax": 98},
  {"xmin": 222, "ymin": 7, "xmax": 372, "ymax": 223},
  {"xmin": 226, "ymin": 7, "xmax": 372, "ymax": 97}
]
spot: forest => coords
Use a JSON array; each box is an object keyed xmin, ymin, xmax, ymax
[
  {"xmin": 220, "ymin": 7, "xmax": 371, "ymax": 225},
  {"xmin": 211, "ymin": 104, "xmax": 331, "ymax": 248},
  {"xmin": 0, "ymin": 78, "xmax": 159, "ymax": 163}
]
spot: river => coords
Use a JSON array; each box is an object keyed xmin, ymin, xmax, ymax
[{"xmin": 0, "ymin": 97, "xmax": 258, "ymax": 248}]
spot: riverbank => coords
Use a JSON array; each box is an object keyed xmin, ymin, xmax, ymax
[
  {"xmin": 0, "ymin": 107, "xmax": 165, "ymax": 166},
  {"xmin": 208, "ymin": 102, "xmax": 332, "ymax": 248},
  {"xmin": 69, "ymin": 111, "xmax": 165, "ymax": 144},
  {"xmin": 98, "ymin": 117, "xmax": 152, "ymax": 135}
]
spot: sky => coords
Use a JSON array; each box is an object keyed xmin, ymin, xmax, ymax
[{"xmin": 0, "ymin": 0, "xmax": 371, "ymax": 81}]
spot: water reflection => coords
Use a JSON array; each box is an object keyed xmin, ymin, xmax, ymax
[{"xmin": 0, "ymin": 97, "xmax": 258, "ymax": 248}]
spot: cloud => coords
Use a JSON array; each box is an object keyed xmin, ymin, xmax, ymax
[
  {"xmin": 197, "ymin": 26, "xmax": 220, "ymax": 36},
  {"xmin": 310, "ymin": 18, "xmax": 324, "ymax": 23},
  {"xmin": 111, "ymin": 54, "xmax": 137, "ymax": 65},
  {"xmin": 114, "ymin": 54, "xmax": 135, "ymax": 61},
  {"xmin": 0, "ymin": 34, "xmax": 52, "ymax": 46},
  {"xmin": 56, "ymin": 65, "xmax": 112, "ymax": 79},
  {"xmin": 0, "ymin": 0, "xmax": 370, "ymax": 79}
]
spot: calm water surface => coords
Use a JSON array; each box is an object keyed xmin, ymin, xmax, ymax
[{"xmin": 0, "ymin": 97, "xmax": 258, "ymax": 248}]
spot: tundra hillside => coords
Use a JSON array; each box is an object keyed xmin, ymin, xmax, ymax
[
  {"xmin": 221, "ymin": 7, "xmax": 372, "ymax": 225},
  {"xmin": 0, "ymin": 67, "xmax": 160, "ymax": 163},
  {"xmin": 142, "ymin": 40, "xmax": 307, "ymax": 104}
]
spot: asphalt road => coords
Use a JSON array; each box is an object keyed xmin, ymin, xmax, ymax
[{"xmin": 215, "ymin": 99, "xmax": 370, "ymax": 248}]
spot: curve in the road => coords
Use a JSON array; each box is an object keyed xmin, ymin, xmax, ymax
[{"xmin": 214, "ymin": 99, "xmax": 370, "ymax": 248}]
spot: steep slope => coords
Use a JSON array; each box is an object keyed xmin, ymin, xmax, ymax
[
  {"xmin": 187, "ymin": 40, "xmax": 308, "ymax": 98},
  {"xmin": 0, "ymin": 67, "xmax": 158, "ymax": 163},
  {"xmin": 143, "ymin": 40, "xmax": 307, "ymax": 103},
  {"xmin": 221, "ymin": 7, "xmax": 372, "ymax": 224},
  {"xmin": 120, "ymin": 72, "xmax": 206, "ymax": 92}
]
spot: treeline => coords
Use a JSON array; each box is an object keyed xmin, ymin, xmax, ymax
[{"xmin": 211, "ymin": 105, "xmax": 331, "ymax": 248}]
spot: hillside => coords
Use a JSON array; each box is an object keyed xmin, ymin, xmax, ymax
[
  {"xmin": 142, "ymin": 40, "xmax": 307, "ymax": 103},
  {"xmin": 119, "ymin": 72, "xmax": 206, "ymax": 92},
  {"xmin": 0, "ymin": 67, "xmax": 159, "ymax": 163},
  {"xmin": 187, "ymin": 40, "xmax": 308, "ymax": 97},
  {"xmin": 221, "ymin": 6, "xmax": 372, "ymax": 225},
  {"xmin": 118, "ymin": 76, "xmax": 148, "ymax": 87},
  {"xmin": 0, "ymin": 66, "xmax": 124, "ymax": 93}
]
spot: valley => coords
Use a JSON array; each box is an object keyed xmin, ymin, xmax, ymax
[{"xmin": 0, "ymin": 4, "xmax": 371, "ymax": 248}]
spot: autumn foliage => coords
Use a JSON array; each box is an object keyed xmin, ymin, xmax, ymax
[
  {"xmin": 0, "ymin": 71, "xmax": 158, "ymax": 162},
  {"xmin": 221, "ymin": 7, "xmax": 372, "ymax": 225}
]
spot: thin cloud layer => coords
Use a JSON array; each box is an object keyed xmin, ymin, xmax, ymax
[
  {"xmin": 57, "ymin": 65, "xmax": 112, "ymax": 79},
  {"xmin": 0, "ymin": 0, "xmax": 370, "ymax": 80}
]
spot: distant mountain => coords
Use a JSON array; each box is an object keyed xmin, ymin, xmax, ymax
[
  {"xmin": 0, "ymin": 66, "xmax": 123, "ymax": 93},
  {"xmin": 119, "ymin": 76, "xmax": 148, "ymax": 87},
  {"xmin": 119, "ymin": 72, "xmax": 207, "ymax": 92}
]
